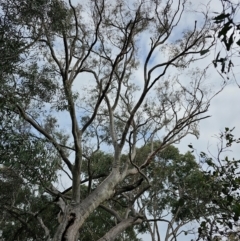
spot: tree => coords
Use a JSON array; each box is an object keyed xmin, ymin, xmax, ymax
[
  {"xmin": 192, "ymin": 128, "xmax": 240, "ymax": 241},
  {"xmin": 0, "ymin": 165, "xmax": 60, "ymax": 240},
  {"xmin": 134, "ymin": 143, "xmax": 224, "ymax": 241},
  {"xmin": 0, "ymin": 0, "xmax": 221, "ymax": 240},
  {"xmin": 0, "ymin": 144, "xmax": 221, "ymax": 241}
]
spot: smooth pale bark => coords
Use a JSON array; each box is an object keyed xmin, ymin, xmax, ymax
[
  {"xmin": 53, "ymin": 168, "xmax": 127, "ymax": 241},
  {"xmin": 97, "ymin": 217, "xmax": 143, "ymax": 241}
]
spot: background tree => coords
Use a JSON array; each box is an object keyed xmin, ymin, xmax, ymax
[
  {"xmin": 133, "ymin": 143, "xmax": 224, "ymax": 241},
  {"xmin": 191, "ymin": 128, "xmax": 240, "ymax": 241},
  {"xmin": 0, "ymin": 165, "xmax": 60, "ymax": 240},
  {"xmin": 0, "ymin": 0, "xmax": 222, "ymax": 240}
]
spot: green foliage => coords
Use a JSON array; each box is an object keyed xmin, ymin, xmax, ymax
[
  {"xmin": 213, "ymin": 1, "xmax": 240, "ymax": 74},
  {"xmin": 0, "ymin": 122, "xmax": 60, "ymax": 186},
  {"xmin": 78, "ymin": 144, "xmax": 209, "ymax": 239},
  {"xmin": 0, "ymin": 166, "xmax": 59, "ymax": 241},
  {"xmin": 81, "ymin": 151, "xmax": 113, "ymax": 180},
  {"xmin": 0, "ymin": 166, "xmax": 23, "ymax": 205},
  {"xmin": 196, "ymin": 128, "xmax": 240, "ymax": 240},
  {"xmin": 134, "ymin": 142, "xmax": 217, "ymax": 231},
  {"xmin": 79, "ymin": 207, "xmax": 140, "ymax": 241},
  {"xmin": 0, "ymin": 3, "xmax": 25, "ymax": 81},
  {"xmin": 47, "ymin": 0, "xmax": 72, "ymax": 34}
]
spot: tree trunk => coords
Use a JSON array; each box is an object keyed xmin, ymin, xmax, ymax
[
  {"xmin": 97, "ymin": 217, "xmax": 142, "ymax": 241},
  {"xmin": 53, "ymin": 168, "xmax": 127, "ymax": 241}
]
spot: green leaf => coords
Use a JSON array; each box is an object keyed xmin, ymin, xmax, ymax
[
  {"xmin": 200, "ymin": 221, "xmax": 206, "ymax": 227},
  {"xmin": 227, "ymin": 195, "xmax": 233, "ymax": 203},
  {"xmin": 178, "ymin": 198, "xmax": 185, "ymax": 207},
  {"xmin": 221, "ymin": 61, "xmax": 225, "ymax": 73},
  {"xmin": 225, "ymin": 32, "xmax": 234, "ymax": 51},
  {"xmin": 236, "ymin": 39, "xmax": 240, "ymax": 46},
  {"xmin": 228, "ymin": 60, "xmax": 233, "ymax": 73},
  {"xmin": 218, "ymin": 22, "xmax": 232, "ymax": 38},
  {"xmin": 233, "ymin": 215, "xmax": 239, "ymax": 222},
  {"xmin": 206, "ymin": 159, "xmax": 213, "ymax": 166},
  {"xmin": 214, "ymin": 13, "xmax": 230, "ymax": 22},
  {"xmin": 200, "ymin": 49, "xmax": 209, "ymax": 56},
  {"xmin": 213, "ymin": 51, "xmax": 220, "ymax": 68},
  {"xmin": 233, "ymin": 204, "xmax": 240, "ymax": 217}
]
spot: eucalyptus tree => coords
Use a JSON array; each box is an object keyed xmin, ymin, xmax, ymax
[{"xmin": 0, "ymin": 0, "xmax": 221, "ymax": 240}]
